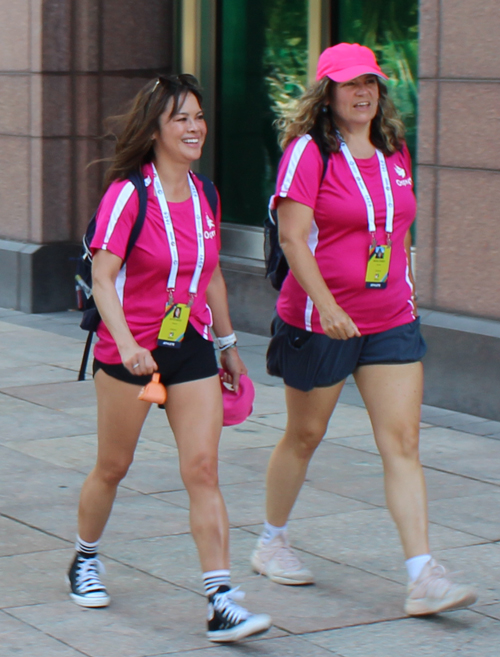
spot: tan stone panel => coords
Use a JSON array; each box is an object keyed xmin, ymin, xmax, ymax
[
  {"xmin": 0, "ymin": 0, "xmax": 30, "ymax": 71},
  {"xmin": 0, "ymin": 76, "xmax": 30, "ymax": 135},
  {"xmin": 438, "ymin": 82, "xmax": 500, "ymax": 170},
  {"xmin": 74, "ymin": 0, "xmax": 99, "ymax": 72},
  {"xmin": 441, "ymin": 0, "xmax": 500, "ymax": 78},
  {"xmin": 42, "ymin": 75, "xmax": 72, "ymax": 137},
  {"xmin": 102, "ymin": 0, "xmax": 174, "ymax": 71},
  {"xmin": 75, "ymin": 75, "xmax": 99, "ymax": 137},
  {"xmin": 419, "ymin": 0, "xmax": 439, "ymax": 79},
  {"xmin": 0, "ymin": 136, "xmax": 29, "ymax": 240},
  {"xmin": 41, "ymin": 0, "xmax": 71, "ymax": 72},
  {"xmin": 41, "ymin": 138, "xmax": 72, "ymax": 242},
  {"xmin": 101, "ymin": 76, "xmax": 151, "ymax": 125},
  {"xmin": 415, "ymin": 165, "xmax": 437, "ymax": 306},
  {"xmin": 435, "ymin": 169, "xmax": 500, "ymax": 319},
  {"xmin": 74, "ymin": 139, "xmax": 102, "ymax": 240},
  {"xmin": 417, "ymin": 80, "xmax": 438, "ymax": 165}
]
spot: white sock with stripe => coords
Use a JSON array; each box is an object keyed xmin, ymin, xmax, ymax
[
  {"xmin": 203, "ymin": 569, "xmax": 231, "ymax": 597},
  {"xmin": 75, "ymin": 535, "xmax": 100, "ymax": 558}
]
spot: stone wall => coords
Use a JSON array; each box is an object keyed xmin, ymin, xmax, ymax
[
  {"xmin": 417, "ymin": 0, "xmax": 500, "ymax": 320},
  {"xmin": 0, "ymin": 0, "xmax": 175, "ymax": 311}
]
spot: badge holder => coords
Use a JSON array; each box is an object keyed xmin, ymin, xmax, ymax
[
  {"xmin": 138, "ymin": 373, "xmax": 167, "ymax": 405},
  {"xmin": 157, "ymin": 302, "xmax": 190, "ymax": 348},
  {"xmin": 365, "ymin": 241, "xmax": 392, "ymax": 289}
]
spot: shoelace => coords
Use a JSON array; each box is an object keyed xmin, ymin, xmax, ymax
[
  {"xmin": 212, "ymin": 587, "xmax": 250, "ymax": 624},
  {"xmin": 275, "ymin": 543, "xmax": 304, "ymax": 569},
  {"xmin": 414, "ymin": 560, "xmax": 455, "ymax": 597},
  {"xmin": 76, "ymin": 557, "xmax": 106, "ymax": 594}
]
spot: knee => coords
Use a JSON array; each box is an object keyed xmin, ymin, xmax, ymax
[
  {"xmin": 181, "ymin": 453, "xmax": 219, "ymax": 491},
  {"xmin": 96, "ymin": 457, "xmax": 133, "ymax": 487},
  {"xmin": 286, "ymin": 423, "xmax": 326, "ymax": 461},
  {"xmin": 381, "ymin": 427, "xmax": 420, "ymax": 463}
]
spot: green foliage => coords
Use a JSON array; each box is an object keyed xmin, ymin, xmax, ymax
[
  {"xmin": 339, "ymin": 0, "xmax": 419, "ymax": 161},
  {"xmin": 262, "ymin": 0, "xmax": 309, "ymax": 117}
]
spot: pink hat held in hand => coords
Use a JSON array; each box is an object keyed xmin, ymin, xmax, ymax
[
  {"xmin": 219, "ymin": 369, "xmax": 255, "ymax": 426},
  {"xmin": 316, "ymin": 43, "xmax": 388, "ymax": 83}
]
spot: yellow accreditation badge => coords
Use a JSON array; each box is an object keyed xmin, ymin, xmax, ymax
[
  {"xmin": 365, "ymin": 244, "xmax": 392, "ymax": 289},
  {"xmin": 157, "ymin": 303, "xmax": 190, "ymax": 348}
]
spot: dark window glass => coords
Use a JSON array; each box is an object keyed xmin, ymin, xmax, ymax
[{"xmin": 216, "ymin": 0, "xmax": 308, "ymax": 226}]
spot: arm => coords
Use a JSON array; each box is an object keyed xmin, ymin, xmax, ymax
[
  {"xmin": 278, "ymin": 198, "xmax": 360, "ymax": 340},
  {"xmin": 92, "ymin": 249, "xmax": 157, "ymax": 376},
  {"xmin": 404, "ymin": 228, "xmax": 418, "ymax": 314},
  {"xmin": 205, "ymin": 263, "xmax": 247, "ymax": 391}
]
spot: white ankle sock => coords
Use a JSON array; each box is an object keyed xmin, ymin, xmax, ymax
[
  {"xmin": 261, "ymin": 520, "xmax": 288, "ymax": 544},
  {"xmin": 75, "ymin": 534, "xmax": 100, "ymax": 557},
  {"xmin": 406, "ymin": 554, "xmax": 432, "ymax": 582},
  {"xmin": 203, "ymin": 569, "xmax": 231, "ymax": 597}
]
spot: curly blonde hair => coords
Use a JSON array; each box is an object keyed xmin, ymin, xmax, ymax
[{"xmin": 276, "ymin": 77, "xmax": 405, "ymax": 156}]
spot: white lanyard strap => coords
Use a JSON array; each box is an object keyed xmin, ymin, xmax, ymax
[
  {"xmin": 152, "ymin": 163, "xmax": 205, "ymax": 299},
  {"xmin": 339, "ymin": 141, "xmax": 394, "ymax": 237}
]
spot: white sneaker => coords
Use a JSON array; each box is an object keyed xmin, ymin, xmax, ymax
[
  {"xmin": 405, "ymin": 558, "xmax": 477, "ymax": 616},
  {"xmin": 251, "ymin": 534, "xmax": 314, "ymax": 585}
]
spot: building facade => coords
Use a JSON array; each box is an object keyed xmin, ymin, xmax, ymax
[{"xmin": 1, "ymin": 1, "xmax": 499, "ymax": 416}]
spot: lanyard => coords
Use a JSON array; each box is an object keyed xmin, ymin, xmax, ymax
[
  {"xmin": 339, "ymin": 140, "xmax": 394, "ymax": 243},
  {"xmin": 152, "ymin": 163, "xmax": 205, "ymax": 302}
]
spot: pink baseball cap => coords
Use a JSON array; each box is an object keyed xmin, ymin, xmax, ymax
[
  {"xmin": 219, "ymin": 369, "xmax": 255, "ymax": 426},
  {"xmin": 316, "ymin": 43, "xmax": 388, "ymax": 83}
]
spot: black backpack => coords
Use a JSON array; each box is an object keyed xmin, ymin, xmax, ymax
[
  {"xmin": 264, "ymin": 132, "xmax": 329, "ymax": 291},
  {"xmin": 76, "ymin": 170, "xmax": 218, "ymax": 381}
]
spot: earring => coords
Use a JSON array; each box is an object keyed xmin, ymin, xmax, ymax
[{"xmin": 321, "ymin": 105, "xmax": 328, "ymax": 113}]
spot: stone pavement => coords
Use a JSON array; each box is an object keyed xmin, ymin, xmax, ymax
[{"xmin": 1, "ymin": 308, "xmax": 499, "ymax": 657}]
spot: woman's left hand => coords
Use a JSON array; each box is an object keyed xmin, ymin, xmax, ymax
[{"xmin": 220, "ymin": 347, "xmax": 248, "ymax": 392}]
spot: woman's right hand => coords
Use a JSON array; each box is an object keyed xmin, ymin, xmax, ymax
[
  {"xmin": 318, "ymin": 301, "xmax": 361, "ymax": 340},
  {"xmin": 119, "ymin": 342, "xmax": 158, "ymax": 376}
]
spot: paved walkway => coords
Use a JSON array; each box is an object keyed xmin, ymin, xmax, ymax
[{"xmin": 1, "ymin": 308, "xmax": 499, "ymax": 657}]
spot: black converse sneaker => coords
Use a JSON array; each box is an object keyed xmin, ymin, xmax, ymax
[
  {"xmin": 206, "ymin": 585, "xmax": 271, "ymax": 643},
  {"xmin": 66, "ymin": 553, "xmax": 110, "ymax": 608}
]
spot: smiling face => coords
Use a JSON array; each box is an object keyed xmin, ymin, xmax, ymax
[
  {"xmin": 153, "ymin": 91, "xmax": 207, "ymax": 166},
  {"xmin": 330, "ymin": 74, "xmax": 380, "ymax": 132}
]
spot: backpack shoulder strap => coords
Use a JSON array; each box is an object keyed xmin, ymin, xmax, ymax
[
  {"xmin": 124, "ymin": 170, "xmax": 148, "ymax": 261},
  {"xmin": 192, "ymin": 171, "xmax": 218, "ymax": 219},
  {"xmin": 307, "ymin": 129, "xmax": 329, "ymax": 182}
]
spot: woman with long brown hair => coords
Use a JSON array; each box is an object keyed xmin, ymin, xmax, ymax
[
  {"xmin": 252, "ymin": 44, "xmax": 477, "ymax": 616},
  {"xmin": 67, "ymin": 74, "xmax": 271, "ymax": 642}
]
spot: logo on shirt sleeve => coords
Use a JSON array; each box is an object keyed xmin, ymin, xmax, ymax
[
  {"xmin": 394, "ymin": 164, "xmax": 412, "ymax": 187},
  {"xmin": 204, "ymin": 213, "xmax": 216, "ymax": 239}
]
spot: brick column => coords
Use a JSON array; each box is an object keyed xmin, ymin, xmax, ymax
[
  {"xmin": 0, "ymin": 0, "xmax": 175, "ymax": 311},
  {"xmin": 417, "ymin": 0, "xmax": 500, "ymax": 320}
]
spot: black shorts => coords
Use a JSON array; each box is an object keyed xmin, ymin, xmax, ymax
[
  {"xmin": 93, "ymin": 323, "xmax": 218, "ymax": 386},
  {"xmin": 266, "ymin": 315, "xmax": 427, "ymax": 392}
]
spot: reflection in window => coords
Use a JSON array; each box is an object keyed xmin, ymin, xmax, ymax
[{"xmin": 337, "ymin": 0, "xmax": 419, "ymax": 162}]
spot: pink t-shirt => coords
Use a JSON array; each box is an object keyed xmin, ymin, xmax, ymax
[
  {"xmin": 91, "ymin": 162, "xmax": 221, "ymax": 364},
  {"xmin": 272, "ymin": 135, "xmax": 417, "ymax": 335}
]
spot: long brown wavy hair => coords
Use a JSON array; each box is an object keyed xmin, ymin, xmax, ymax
[
  {"xmin": 276, "ymin": 77, "xmax": 405, "ymax": 156},
  {"xmin": 103, "ymin": 74, "xmax": 203, "ymax": 190}
]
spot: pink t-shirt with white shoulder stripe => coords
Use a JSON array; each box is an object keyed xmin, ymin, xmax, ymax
[
  {"xmin": 90, "ymin": 162, "xmax": 221, "ymax": 364},
  {"xmin": 271, "ymin": 135, "xmax": 417, "ymax": 335}
]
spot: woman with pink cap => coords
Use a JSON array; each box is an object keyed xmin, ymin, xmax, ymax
[{"xmin": 252, "ymin": 43, "xmax": 477, "ymax": 616}]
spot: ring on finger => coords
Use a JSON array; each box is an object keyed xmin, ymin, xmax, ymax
[{"xmin": 132, "ymin": 363, "xmax": 139, "ymax": 369}]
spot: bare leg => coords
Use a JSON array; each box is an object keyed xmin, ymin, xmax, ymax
[
  {"xmin": 78, "ymin": 370, "xmax": 151, "ymax": 542},
  {"xmin": 266, "ymin": 381, "xmax": 345, "ymax": 527},
  {"xmin": 353, "ymin": 362, "xmax": 429, "ymax": 558},
  {"xmin": 165, "ymin": 375, "xmax": 229, "ymax": 572}
]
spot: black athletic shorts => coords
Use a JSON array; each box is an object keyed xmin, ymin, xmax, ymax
[
  {"xmin": 266, "ymin": 314, "xmax": 427, "ymax": 392},
  {"xmin": 93, "ymin": 322, "xmax": 218, "ymax": 386}
]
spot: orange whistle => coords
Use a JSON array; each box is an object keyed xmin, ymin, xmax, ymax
[{"xmin": 138, "ymin": 373, "xmax": 167, "ymax": 404}]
